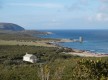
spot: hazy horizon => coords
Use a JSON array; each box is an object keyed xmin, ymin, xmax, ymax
[{"xmin": 0, "ymin": 0, "xmax": 108, "ymax": 30}]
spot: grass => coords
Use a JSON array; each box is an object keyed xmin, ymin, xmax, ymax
[{"xmin": 0, "ymin": 40, "xmax": 56, "ymax": 47}]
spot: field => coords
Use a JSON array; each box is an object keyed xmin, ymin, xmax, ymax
[{"xmin": 0, "ymin": 40, "xmax": 56, "ymax": 47}]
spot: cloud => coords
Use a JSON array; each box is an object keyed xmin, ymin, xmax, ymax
[
  {"xmin": 96, "ymin": 13, "xmax": 104, "ymax": 21},
  {"xmin": 100, "ymin": 5, "xmax": 108, "ymax": 11},
  {"xmin": 8, "ymin": 3, "xmax": 64, "ymax": 9},
  {"xmin": 100, "ymin": 0, "xmax": 108, "ymax": 3},
  {"xmin": 86, "ymin": 0, "xmax": 108, "ymax": 22},
  {"xmin": 97, "ymin": 0, "xmax": 108, "ymax": 19},
  {"xmin": 65, "ymin": 3, "xmax": 82, "ymax": 11},
  {"xmin": 87, "ymin": 13, "xmax": 108, "ymax": 21},
  {"xmin": 96, "ymin": 13, "xmax": 108, "ymax": 21},
  {"xmin": 99, "ymin": 0, "xmax": 108, "ymax": 11},
  {"xmin": 65, "ymin": 0, "xmax": 89, "ymax": 11},
  {"xmin": 80, "ymin": 0, "xmax": 89, "ymax": 5}
]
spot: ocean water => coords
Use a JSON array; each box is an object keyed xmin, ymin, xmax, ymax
[{"xmin": 40, "ymin": 30, "xmax": 108, "ymax": 54}]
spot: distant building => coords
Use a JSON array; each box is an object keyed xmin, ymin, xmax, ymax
[
  {"xmin": 79, "ymin": 36, "xmax": 83, "ymax": 43},
  {"xmin": 23, "ymin": 53, "xmax": 37, "ymax": 63}
]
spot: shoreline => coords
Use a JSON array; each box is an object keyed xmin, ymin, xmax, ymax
[
  {"xmin": 63, "ymin": 47, "xmax": 108, "ymax": 57},
  {"xmin": 46, "ymin": 39, "xmax": 108, "ymax": 57},
  {"xmin": 67, "ymin": 51, "xmax": 108, "ymax": 57}
]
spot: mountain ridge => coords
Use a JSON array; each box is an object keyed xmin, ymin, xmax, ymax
[{"xmin": 0, "ymin": 23, "xmax": 25, "ymax": 31}]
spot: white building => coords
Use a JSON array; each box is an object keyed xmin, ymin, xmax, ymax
[{"xmin": 23, "ymin": 53, "xmax": 37, "ymax": 63}]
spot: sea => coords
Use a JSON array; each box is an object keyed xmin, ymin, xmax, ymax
[{"xmin": 39, "ymin": 30, "xmax": 108, "ymax": 54}]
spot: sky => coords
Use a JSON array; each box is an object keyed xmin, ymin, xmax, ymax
[{"xmin": 0, "ymin": 0, "xmax": 108, "ymax": 30}]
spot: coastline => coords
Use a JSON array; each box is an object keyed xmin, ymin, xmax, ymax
[
  {"xmin": 40, "ymin": 30, "xmax": 108, "ymax": 55},
  {"xmin": 63, "ymin": 47, "xmax": 108, "ymax": 57},
  {"xmin": 35, "ymin": 31, "xmax": 108, "ymax": 57},
  {"xmin": 67, "ymin": 51, "xmax": 108, "ymax": 57},
  {"xmin": 46, "ymin": 40, "xmax": 108, "ymax": 57}
]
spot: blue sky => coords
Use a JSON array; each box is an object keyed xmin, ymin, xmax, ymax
[{"xmin": 0, "ymin": 0, "xmax": 108, "ymax": 30}]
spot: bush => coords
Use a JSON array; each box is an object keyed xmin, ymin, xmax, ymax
[{"xmin": 73, "ymin": 59, "xmax": 108, "ymax": 80}]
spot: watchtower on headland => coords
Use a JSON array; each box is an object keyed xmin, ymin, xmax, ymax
[{"xmin": 79, "ymin": 36, "xmax": 83, "ymax": 43}]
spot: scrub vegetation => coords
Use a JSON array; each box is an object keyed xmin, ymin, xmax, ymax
[
  {"xmin": 0, "ymin": 31, "xmax": 108, "ymax": 80},
  {"xmin": 0, "ymin": 45, "xmax": 108, "ymax": 80}
]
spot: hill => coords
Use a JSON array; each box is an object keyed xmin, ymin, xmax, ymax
[
  {"xmin": 0, "ymin": 23, "xmax": 51, "ymax": 40},
  {"xmin": 0, "ymin": 23, "xmax": 25, "ymax": 31}
]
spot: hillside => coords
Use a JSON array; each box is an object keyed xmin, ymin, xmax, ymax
[
  {"xmin": 0, "ymin": 23, "xmax": 25, "ymax": 31},
  {"xmin": 0, "ymin": 23, "xmax": 50, "ymax": 40}
]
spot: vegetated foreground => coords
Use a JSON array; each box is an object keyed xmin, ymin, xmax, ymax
[
  {"xmin": 0, "ymin": 45, "xmax": 108, "ymax": 80},
  {"xmin": 0, "ymin": 28, "xmax": 108, "ymax": 80}
]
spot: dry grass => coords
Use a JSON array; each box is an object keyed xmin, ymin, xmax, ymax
[{"xmin": 0, "ymin": 40, "xmax": 56, "ymax": 47}]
